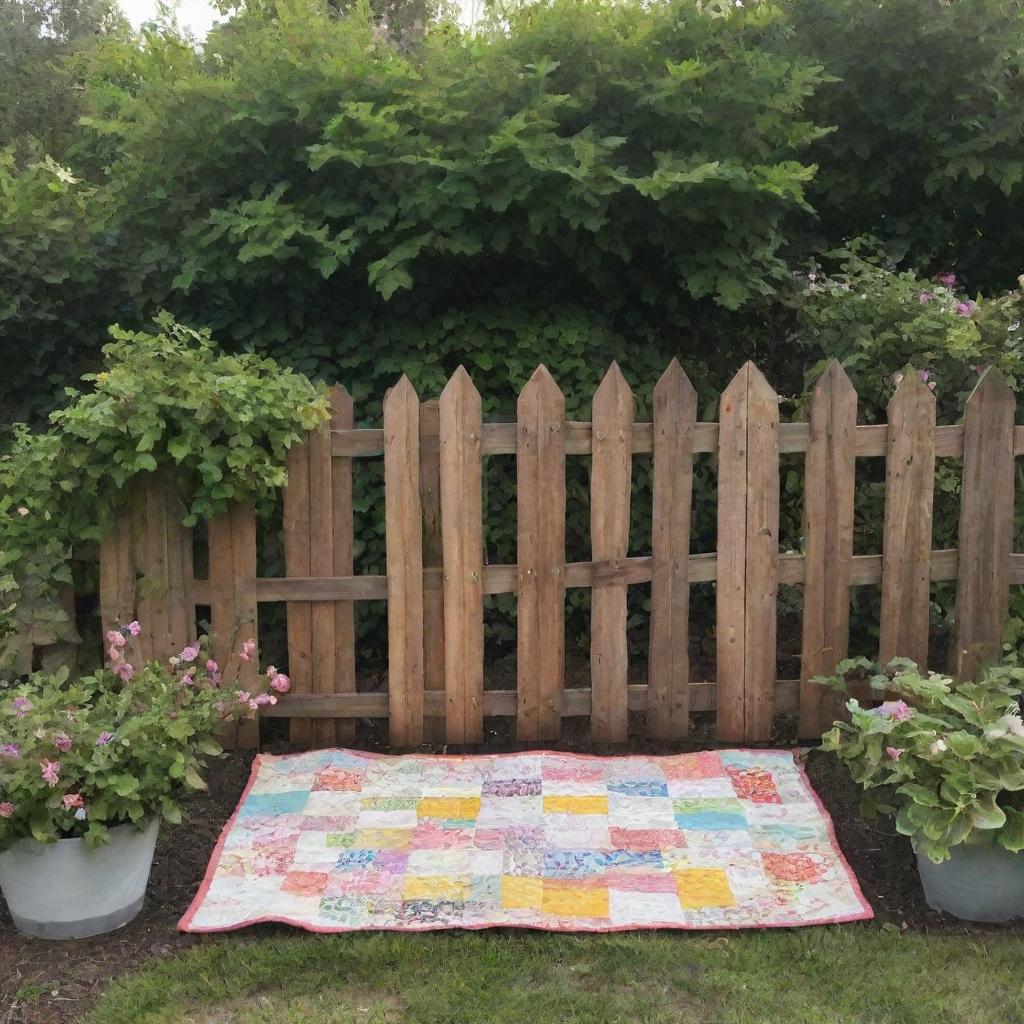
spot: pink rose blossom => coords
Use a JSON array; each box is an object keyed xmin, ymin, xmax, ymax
[
  {"xmin": 879, "ymin": 700, "xmax": 914, "ymax": 722},
  {"xmin": 210, "ymin": 670, "xmax": 222, "ymax": 686},
  {"xmin": 40, "ymin": 760, "xmax": 61, "ymax": 787},
  {"xmin": 886, "ymin": 747, "xmax": 905, "ymax": 761},
  {"xmin": 206, "ymin": 659, "xmax": 219, "ymax": 674},
  {"xmin": 53, "ymin": 731, "xmax": 72, "ymax": 753},
  {"xmin": 11, "ymin": 696, "xmax": 32, "ymax": 718},
  {"xmin": 126, "ymin": 621, "xmax": 141, "ymax": 636},
  {"xmin": 917, "ymin": 291, "xmax": 932, "ymax": 303},
  {"xmin": 270, "ymin": 672, "xmax": 291, "ymax": 694},
  {"xmin": 0, "ymin": 802, "xmax": 13, "ymax": 818},
  {"xmin": 114, "ymin": 661, "xmax": 134, "ymax": 681},
  {"xmin": 254, "ymin": 693, "xmax": 278, "ymax": 707},
  {"xmin": 0, "ymin": 744, "xmax": 20, "ymax": 758},
  {"xmin": 62, "ymin": 793, "xmax": 85, "ymax": 810},
  {"xmin": 956, "ymin": 301, "xmax": 977, "ymax": 318},
  {"xmin": 236, "ymin": 690, "xmax": 252, "ymax": 704},
  {"xmin": 108, "ymin": 644, "xmax": 122, "ymax": 663},
  {"xmin": 106, "ymin": 630, "xmax": 126, "ymax": 648},
  {"xmin": 937, "ymin": 272, "xmax": 957, "ymax": 286},
  {"xmin": 96, "ymin": 732, "xmax": 113, "ymax": 746},
  {"xmin": 239, "ymin": 639, "xmax": 256, "ymax": 662},
  {"xmin": 181, "ymin": 670, "xmax": 196, "ymax": 687},
  {"xmin": 179, "ymin": 645, "xmax": 199, "ymax": 663}
]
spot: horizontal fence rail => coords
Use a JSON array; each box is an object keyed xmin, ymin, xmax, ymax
[{"xmin": 95, "ymin": 361, "xmax": 1021, "ymax": 749}]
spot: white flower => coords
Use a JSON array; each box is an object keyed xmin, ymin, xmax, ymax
[
  {"xmin": 929, "ymin": 739, "xmax": 947, "ymax": 754},
  {"xmin": 16, "ymin": 507, "xmax": 28, "ymax": 517}
]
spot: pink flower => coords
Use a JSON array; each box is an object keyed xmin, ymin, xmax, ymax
[
  {"xmin": 937, "ymin": 272, "xmax": 957, "ymax": 286},
  {"xmin": 108, "ymin": 644, "xmax": 122, "ymax": 663},
  {"xmin": 918, "ymin": 369, "xmax": 931, "ymax": 383},
  {"xmin": 206, "ymin": 659, "xmax": 219, "ymax": 674},
  {"xmin": 106, "ymin": 630, "xmax": 126, "ymax": 648},
  {"xmin": 62, "ymin": 793, "xmax": 85, "ymax": 810},
  {"xmin": 179, "ymin": 645, "xmax": 199, "ymax": 663},
  {"xmin": 114, "ymin": 661, "xmax": 134, "ymax": 681},
  {"xmin": 879, "ymin": 700, "xmax": 914, "ymax": 722},
  {"xmin": 40, "ymin": 760, "xmax": 61, "ymax": 787},
  {"xmin": 53, "ymin": 731, "xmax": 72, "ymax": 753},
  {"xmin": 210, "ymin": 671, "xmax": 222, "ymax": 686},
  {"xmin": 886, "ymin": 747, "xmax": 905, "ymax": 761},
  {"xmin": 125, "ymin": 621, "xmax": 141, "ymax": 636},
  {"xmin": 239, "ymin": 639, "xmax": 256, "ymax": 662},
  {"xmin": 236, "ymin": 690, "xmax": 252, "ymax": 704},
  {"xmin": 0, "ymin": 802, "xmax": 13, "ymax": 819},
  {"xmin": 11, "ymin": 696, "xmax": 32, "ymax": 718},
  {"xmin": 96, "ymin": 732, "xmax": 113, "ymax": 746},
  {"xmin": 181, "ymin": 670, "xmax": 196, "ymax": 686},
  {"xmin": 956, "ymin": 301, "xmax": 977, "ymax": 318},
  {"xmin": 254, "ymin": 692, "xmax": 277, "ymax": 707},
  {"xmin": 917, "ymin": 291, "xmax": 932, "ymax": 303},
  {"xmin": 270, "ymin": 672, "xmax": 291, "ymax": 694},
  {"xmin": 0, "ymin": 744, "xmax": 20, "ymax": 758}
]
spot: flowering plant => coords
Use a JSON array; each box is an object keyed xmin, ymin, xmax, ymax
[
  {"xmin": 815, "ymin": 657, "xmax": 1024, "ymax": 862},
  {"xmin": 0, "ymin": 623, "xmax": 289, "ymax": 850}
]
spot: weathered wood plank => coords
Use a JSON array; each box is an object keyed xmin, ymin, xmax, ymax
[
  {"xmin": 283, "ymin": 436, "xmax": 313, "ymax": 746},
  {"xmin": 419, "ymin": 400, "xmax": 446, "ymax": 743},
  {"xmin": 647, "ymin": 359, "xmax": 696, "ymax": 740},
  {"xmin": 99, "ymin": 505, "xmax": 136, "ymax": 663},
  {"xmin": 516, "ymin": 366, "xmax": 566, "ymax": 741},
  {"xmin": 384, "ymin": 376, "xmax": 425, "ymax": 746},
  {"xmin": 439, "ymin": 367, "xmax": 485, "ymax": 743},
  {"xmin": 951, "ymin": 368, "xmax": 1016, "ymax": 679},
  {"xmin": 590, "ymin": 363, "xmax": 634, "ymax": 743},
  {"xmin": 330, "ymin": 385, "xmax": 357, "ymax": 746},
  {"xmin": 879, "ymin": 371, "xmax": 937, "ymax": 667},
  {"xmin": 308, "ymin": 418, "xmax": 337, "ymax": 749},
  {"xmin": 799, "ymin": 361, "xmax": 857, "ymax": 739}
]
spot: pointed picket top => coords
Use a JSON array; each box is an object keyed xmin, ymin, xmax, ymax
[
  {"xmin": 329, "ymin": 382, "xmax": 353, "ymax": 413},
  {"xmin": 441, "ymin": 364, "xmax": 481, "ymax": 408},
  {"xmin": 720, "ymin": 360, "xmax": 777, "ymax": 413},
  {"xmin": 888, "ymin": 365, "xmax": 937, "ymax": 413},
  {"xmin": 518, "ymin": 364, "xmax": 564, "ymax": 410},
  {"xmin": 592, "ymin": 361, "xmax": 634, "ymax": 426},
  {"xmin": 654, "ymin": 358, "xmax": 696, "ymax": 408},
  {"xmin": 386, "ymin": 373, "xmax": 419, "ymax": 406},
  {"xmin": 965, "ymin": 365, "xmax": 1015, "ymax": 413},
  {"xmin": 812, "ymin": 358, "xmax": 855, "ymax": 398}
]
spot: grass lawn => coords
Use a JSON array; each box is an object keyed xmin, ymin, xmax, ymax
[{"xmin": 82, "ymin": 926, "xmax": 1023, "ymax": 1024}]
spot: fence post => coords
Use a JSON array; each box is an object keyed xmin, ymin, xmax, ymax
[
  {"xmin": 716, "ymin": 362, "xmax": 779, "ymax": 743},
  {"xmin": 516, "ymin": 365, "xmax": 566, "ymax": 741},
  {"xmin": 647, "ymin": 359, "xmax": 695, "ymax": 740},
  {"xmin": 419, "ymin": 399, "xmax": 446, "ymax": 743},
  {"xmin": 951, "ymin": 367, "xmax": 1015, "ymax": 679},
  {"xmin": 879, "ymin": 371, "xmax": 936, "ymax": 668},
  {"xmin": 384, "ymin": 376, "xmax": 425, "ymax": 746},
  {"xmin": 590, "ymin": 362, "xmax": 634, "ymax": 743},
  {"xmin": 798, "ymin": 360, "xmax": 856, "ymax": 740},
  {"xmin": 439, "ymin": 367, "xmax": 484, "ymax": 744}
]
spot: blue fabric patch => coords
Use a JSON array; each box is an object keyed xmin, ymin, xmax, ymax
[
  {"xmin": 601, "ymin": 850, "xmax": 664, "ymax": 870},
  {"xmin": 607, "ymin": 780, "xmax": 669, "ymax": 798},
  {"xmin": 675, "ymin": 811, "xmax": 747, "ymax": 831},
  {"xmin": 543, "ymin": 850, "xmax": 606, "ymax": 877},
  {"xmin": 238, "ymin": 790, "xmax": 310, "ymax": 818},
  {"xmin": 336, "ymin": 849, "xmax": 377, "ymax": 870}
]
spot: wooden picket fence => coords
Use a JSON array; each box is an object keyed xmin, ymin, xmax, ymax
[{"xmin": 96, "ymin": 360, "xmax": 1021, "ymax": 748}]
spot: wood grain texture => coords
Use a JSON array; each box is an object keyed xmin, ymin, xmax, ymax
[
  {"xmin": 419, "ymin": 400, "xmax": 446, "ymax": 743},
  {"xmin": 798, "ymin": 361, "xmax": 857, "ymax": 739},
  {"xmin": 590, "ymin": 363, "xmax": 634, "ymax": 743},
  {"xmin": 879, "ymin": 371, "xmax": 936, "ymax": 668},
  {"xmin": 516, "ymin": 366, "xmax": 566, "ymax": 741},
  {"xmin": 439, "ymin": 367, "xmax": 484, "ymax": 743},
  {"xmin": 283, "ymin": 436, "xmax": 313, "ymax": 746},
  {"xmin": 330, "ymin": 385, "xmax": 357, "ymax": 746},
  {"xmin": 384, "ymin": 376, "xmax": 425, "ymax": 746},
  {"xmin": 308, "ymin": 419, "xmax": 337, "ymax": 749},
  {"xmin": 647, "ymin": 359, "xmax": 695, "ymax": 740},
  {"xmin": 951, "ymin": 368, "xmax": 1016, "ymax": 679}
]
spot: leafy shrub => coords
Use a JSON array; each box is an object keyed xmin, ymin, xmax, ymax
[
  {"xmin": 0, "ymin": 316, "xmax": 329, "ymax": 670},
  {"xmin": 816, "ymin": 657, "xmax": 1024, "ymax": 862}
]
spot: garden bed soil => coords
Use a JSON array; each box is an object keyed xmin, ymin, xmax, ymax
[{"xmin": 3, "ymin": 722, "xmax": 1022, "ymax": 1023}]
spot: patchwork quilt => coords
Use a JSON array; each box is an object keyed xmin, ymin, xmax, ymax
[{"xmin": 179, "ymin": 748, "xmax": 872, "ymax": 933}]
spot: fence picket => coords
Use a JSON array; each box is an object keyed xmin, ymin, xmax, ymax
[
  {"xmin": 284, "ymin": 436, "xmax": 313, "ymax": 746},
  {"xmin": 308, "ymin": 419, "xmax": 337, "ymax": 749},
  {"xmin": 717, "ymin": 363, "xmax": 779, "ymax": 742},
  {"xmin": 384, "ymin": 376, "xmax": 425, "ymax": 746},
  {"xmin": 951, "ymin": 368, "xmax": 1015, "ymax": 679},
  {"xmin": 798, "ymin": 361, "xmax": 856, "ymax": 739},
  {"xmin": 647, "ymin": 359, "xmax": 695, "ymax": 740},
  {"xmin": 516, "ymin": 366, "xmax": 566, "ymax": 741},
  {"xmin": 879, "ymin": 371, "xmax": 936, "ymax": 667},
  {"xmin": 590, "ymin": 363, "xmax": 634, "ymax": 742},
  {"xmin": 331, "ymin": 385, "xmax": 358, "ymax": 746},
  {"xmin": 419, "ymin": 399, "xmax": 446, "ymax": 743},
  {"xmin": 439, "ymin": 367, "xmax": 485, "ymax": 743}
]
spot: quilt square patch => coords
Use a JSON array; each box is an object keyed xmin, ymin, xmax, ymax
[{"xmin": 180, "ymin": 749, "xmax": 872, "ymax": 933}]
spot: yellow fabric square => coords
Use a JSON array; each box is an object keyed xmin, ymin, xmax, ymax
[
  {"xmin": 675, "ymin": 868, "xmax": 734, "ymax": 909},
  {"xmin": 542, "ymin": 881, "xmax": 609, "ymax": 918},
  {"xmin": 501, "ymin": 875, "xmax": 542, "ymax": 910},
  {"xmin": 417, "ymin": 797, "xmax": 481, "ymax": 820},
  {"xmin": 355, "ymin": 828, "xmax": 411, "ymax": 850},
  {"xmin": 542, "ymin": 795, "xmax": 608, "ymax": 816},
  {"xmin": 403, "ymin": 876, "xmax": 469, "ymax": 902}
]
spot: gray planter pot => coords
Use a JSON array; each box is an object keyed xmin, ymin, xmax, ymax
[
  {"xmin": 916, "ymin": 839, "xmax": 1024, "ymax": 923},
  {"xmin": 0, "ymin": 817, "xmax": 159, "ymax": 939}
]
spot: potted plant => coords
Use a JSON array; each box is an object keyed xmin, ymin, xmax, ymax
[
  {"xmin": 0, "ymin": 622, "xmax": 290, "ymax": 938},
  {"xmin": 814, "ymin": 657, "xmax": 1024, "ymax": 922}
]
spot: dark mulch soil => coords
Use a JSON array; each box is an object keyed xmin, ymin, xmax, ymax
[{"xmin": 3, "ymin": 702, "xmax": 1021, "ymax": 1023}]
